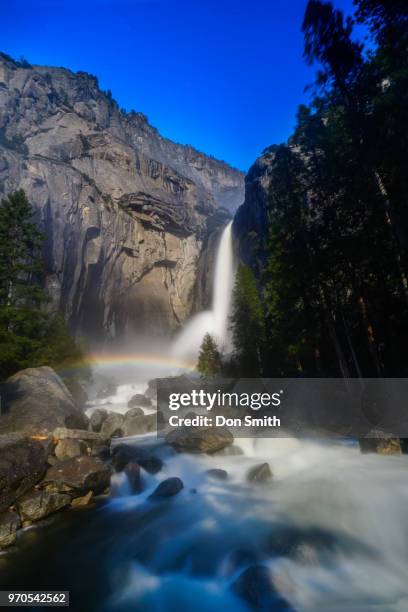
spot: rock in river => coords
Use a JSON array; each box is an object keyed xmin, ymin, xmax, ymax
[
  {"xmin": 247, "ymin": 463, "xmax": 273, "ymax": 484},
  {"xmin": 149, "ymin": 477, "xmax": 184, "ymax": 500}
]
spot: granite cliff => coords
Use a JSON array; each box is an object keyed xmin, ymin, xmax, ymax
[
  {"xmin": 232, "ymin": 149, "xmax": 274, "ymax": 275},
  {"xmin": 0, "ymin": 53, "xmax": 244, "ymax": 342}
]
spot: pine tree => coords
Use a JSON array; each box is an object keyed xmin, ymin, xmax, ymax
[
  {"xmin": 0, "ymin": 190, "xmax": 87, "ymax": 380},
  {"xmin": 197, "ymin": 333, "xmax": 221, "ymax": 378},
  {"xmin": 230, "ymin": 265, "xmax": 265, "ymax": 376}
]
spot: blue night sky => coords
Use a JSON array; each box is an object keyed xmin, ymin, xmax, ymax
[{"xmin": 2, "ymin": 0, "xmax": 360, "ymax": 171}]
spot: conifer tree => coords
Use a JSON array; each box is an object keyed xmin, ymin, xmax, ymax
[
  {"xmin": 230, "ymin": 265, "xmax": 265, "ymax": 376},
  {"xmin": 0, "ymin": 190, "xmax": 87, "ymax": 380},
  {"xmin": 197, "ymin": 333, "xmax": 221, "ymax": 378}
]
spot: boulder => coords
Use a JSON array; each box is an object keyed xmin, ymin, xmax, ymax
[
  {"xmin": 0, "ymin": 367, "xmax": 88, "ymax": 435},
  {"xmin": 205, "ymin": 468, "xmax": 228, "ymax": 481},
  {"xmin": 55, "ymin": 438, "xmax": 88, "ymax": 461},
  {"xmin": 124, "ymin": 462, "xmax": 142, "ymax": 494},
  {"xmin": 111, "ymin": 444, "xmax": 163, "ymax": 474},
  {"xmin": 43, "ymin": 456, "xmax": 111, "ymax": 495},
  {"xmin": 231, "ymin": 565, "xmax": 293, "ymax": 610},
  {"xmin": 247, "ymin": 463, "xmax": 273, "ymax": 484},
  {"xmin": 149, "ymin": 477, "xmax": 183, "ymax": 500},
  {"xmin": 128, "ymin": 394, "xmax": 151, "ymax": 409},
  {"xmin": 0, "ymin": 510, "xmax": 21, "ymax": 549},
  {"xmin": 137, "ymin": 456, "xmax": 163, "ymax": 474},
  {"xmin": 17, "ymin": 490, "xmax": 70, "ymax": 523},
  {"xmin": 0, "ymin": 434, "xmax": 52, "ymax": 512},
  {"xmin": 122, "ymin": 413, "xmax": 156, "ymax": 437},
  {"xmin": 166, "ymin": 427, "xmax": 233, "ymax": 454},
  {"xmin": 90, "ymin": 409, "xmax": 108, "ymax": 433},
  {"xmin": 62, "ymin": 378, "xmax": 89, "ymax": 409},
  {"xmin": 100, "ymin": 413, "xmax": 125, "ymax": 438}
]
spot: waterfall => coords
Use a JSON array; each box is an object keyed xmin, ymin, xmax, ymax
[{"xmin": 172, "ymin": 221, "xmax": 234, "ymax": 359}]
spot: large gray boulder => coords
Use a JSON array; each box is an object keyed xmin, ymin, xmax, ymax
[
  {"xmin": 0, "ymin": 367, "xmax": 89, "ymax": 435},
  {"xmin": 0, "ymin": 434, "xmax": 52, "ymax": 512}
]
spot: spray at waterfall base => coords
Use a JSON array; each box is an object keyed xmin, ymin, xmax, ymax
[{"xmin": 156, "ymin": 377, "xmax": 408, "ymax": 439}]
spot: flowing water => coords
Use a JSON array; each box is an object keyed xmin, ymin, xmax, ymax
[{"xmin": 2, "ymin": 220, "xmax": 408, "ymax": 611}]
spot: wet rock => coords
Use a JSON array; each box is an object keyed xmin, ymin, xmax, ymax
[
  {"xmin": 125, "ymin": 407, "xmax": 144, "ymax": 419},
  {"xmin": 137, "ymin": 456, "xmax": 163, "ymax": 474},
  {"xmin": 148, "ymin": 477, "xmax": 184, "ymax": 500},
  {"xmin": 247, "ymin": 462, "xmax": 273, "ymax": 484},
  {"xmin": 100, "ymin": 413, "xmax": 125, "ymax": 438},
  {"xmin": 0, "ymin": 510, "xmax": 21, "ymax": 549},
  {"xmin": 111, "ymin": 444, "xmax": 163, "ymax": 474},
  {"xmin": 0, "ymin": 367, "xmax": 88, "ymax": 435},
  {"xmin": 90, "ymin": 409, "xmax": 108, "ymax": 433},
  {"xmin": 112, "ymin": 448, "xmax": 131, "ymax": 472},
  {"xmin": 128, "ymin": 394, "xmax": 151, "ymax": 409},
  {"xmin": 231, "ymin": 565, "xmax": 293, "ymax": 611},
  {"xmin": 205, "ymin": 468, "xmax": 228, "ymax": 480},
  {"xmin": 124, "ymin": 462, "xmax": 142, "ymax": 494},
  {"xmin": 71, "ymin": 491, "xmax": 94, "ymax": 507},
  {"xmin": 43, "ymin": 456, "xmax": 111, "ymax": 495},
  {"xmin": 359, "ymin": 431, "xmax": 402, "ymax": 455},
  {"xmin": 17, "ymin": 490, "xmax": 70, "ymax": 523},
  {"xmin": 55, "ymin": 438, "xmax": 88, "ymax": 461},
  {"xmin": 122, "ymin": 413, "xmax": 156, "ymax": 436},
  {"xmin": 0, "ymin": 434, "xmax": 52, "ymax": 512},
  {"xmin": 166, "ymin": 427, "xmax": 233, "ymax": 454}
]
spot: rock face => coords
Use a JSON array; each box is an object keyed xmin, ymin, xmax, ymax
[
  {"xmin": 233, "ymin": 150, "xmax": 274, "ymax": 275},
  {"xmin": 0, "ymin": 53, "xmax": 244, "ymax": 340},
  {"xmin": 0, "ymin": 367, "xmax": 88, "ymax": 435}
]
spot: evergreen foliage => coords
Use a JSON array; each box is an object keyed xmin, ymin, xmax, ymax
[
  {"xmin": 247, "ymin": 0, "xmax": 408, "ymax": 377},
  {"xmin": 197, "ymin": 333, "xmax": 221, "ymax": 378},
  {"xmin": 0, "ymin": 190, "xmax": 87, "ymax": 380},
  {"xmin": 230, "ymin": 265, "xmax": 265, "ymax": 376}
]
